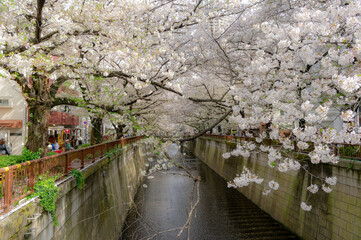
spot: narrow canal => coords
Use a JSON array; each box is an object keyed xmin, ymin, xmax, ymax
[{"xmin": 120, "ymin": 145, "xmax": 299, "ymax": 240}]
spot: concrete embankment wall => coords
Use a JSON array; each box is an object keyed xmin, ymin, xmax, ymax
[
  {"xmin": 0, "ymin": 143, "xmax": 150, "ymax": 240},
  {"xmin": 187, "ymin": 137, "xmax": 361, "ymax": 240}
]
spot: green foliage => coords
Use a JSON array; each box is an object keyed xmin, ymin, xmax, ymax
[
  {"xmin": 127, "ymin": 112, "xmax": 142, "ymax": 132},
  {"xmin": 106, "ymin": 147, "xmax": 122, "ymax": 159},
  {"xmin": 106, "ymin": 150, "xmax": 114, "ymax": 158},
  {"xmin": 338, "ymin": 145, "xmax": 360, "ymax": 159},
  {"xmin": 22, "ymin": 147, "xmax": 41, "ymax": 161},
  {"xmin": 32, "ymin": 175, "xmax": 59, "ymax": 225},
  {"xmin": 79, "ymin": 143, "xmax": 91, "ymax": 149},
  {"xmin": 47, "ymin": 151, "xmax": 58, "ymax": 157},
  {"xmin": 0, "ymin": 155, "xmax": 24, "ymax": 168},
  {"xmin": 0, "ymin": 151, "xmax": 58, "ymax": 168},
  {"xmin": 70, "ymin": 169, "xmax": 85, "ymax": 190},
  {"xmin": 347, "ymin": 160, "xmax": 355, "ymax": 170}
]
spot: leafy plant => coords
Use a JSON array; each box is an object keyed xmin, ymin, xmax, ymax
[
  {"xmin": 105, "ymin": 147, "xmax": 122, "ymax": 160},
  {"xmin": 47, "ymin": 151, "xmax": 58, "ymax": 157},
  {"xmin": 338, "ymin": 145, "xmax": 361, "ymax": 160},
  {"xmin": 0, "ymin": 155, "xmax": 24, "ymax": 168},
  {"xmin": 22, "ymin": 147, "xmax": 41, "ymax": 161},
  {"xmin": 0, "ymin": 151, "xmax": 58, "ymax": 168},
  {"xmin": 79, "ymin": 143, "xmax": 91, "ymax": 149},
  {"xmin": 347, "ymin": 160, "xmax": 355, "ymax": 170},
  {"xmin": 32, "ymin": 175, "xmax": 59, "ymax": 225},
  {"xmin": 106, "ymin": 148, "xmax": 116, "ymax": 158},
  {"xmin": 70, "ymin": 169, "xmax": 85, "ymax": 190}
]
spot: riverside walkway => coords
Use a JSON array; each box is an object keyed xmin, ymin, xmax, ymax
[{"xmin": 120, "ymin": 144, "xmax": 299, "ymax": 240}]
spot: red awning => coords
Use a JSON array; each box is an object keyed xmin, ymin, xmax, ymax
[{"xmin": 0, "ymin": 120, "xmax": 23, "ymax": 128}]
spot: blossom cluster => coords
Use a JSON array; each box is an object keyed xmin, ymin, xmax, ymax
[
  {"xmin": 227, "ymin": 167, "xmax": 264, "ymax": 188},
  {"xmin": 309, "ymin": 145, "xmax": 339, "ymax": 164}
]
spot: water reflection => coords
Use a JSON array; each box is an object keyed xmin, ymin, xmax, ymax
[{"xmin": 120, "ymin": 145, "xmax": 298, "ymax": 240}]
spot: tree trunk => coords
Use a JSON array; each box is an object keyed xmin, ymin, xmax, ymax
[
  {"xmin": 24, "ymin": 76, "xmax": 53, "ymax": 157},
  {"xmin": 91, "ymin": 117, "xmax": 103, "ymax": 145},
  {"xmin": 115, "ymin": 124, "xmax": 126, "ymax": 139},
  {"xmin": 26, "ymin": 101, "xmax": 51, "ymax": 157}
]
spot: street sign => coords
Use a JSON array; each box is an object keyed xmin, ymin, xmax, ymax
[{"xmin": 83, "ymin": 121, "xmax": 87, "ymax": 125}]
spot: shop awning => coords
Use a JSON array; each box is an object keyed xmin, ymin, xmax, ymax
[{"xmin": 0, "ymin": 120, "xmax": 23, "ymax": 128}]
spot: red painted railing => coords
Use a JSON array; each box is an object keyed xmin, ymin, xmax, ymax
[
  {"xmin": 0, "ymin": 136, "xmax": 144, "ymax": 215},
  {"xmin": 203, "ymin": 134, "xmax": 361, "ymax": 160}
]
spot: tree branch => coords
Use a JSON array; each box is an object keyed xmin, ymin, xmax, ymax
[
  {"xmin": 35, "ymin": 0, "xmax": 46, "ymax": 43},
  {"xmin": 179, "ymin": 109, "xmax": 233, "ymax": 142}
]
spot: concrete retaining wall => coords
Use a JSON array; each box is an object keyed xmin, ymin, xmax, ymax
[
  {"xmin": 0, "ymin": 143, "xmax": 150, "ymax": 240},
  {"xmin": 187, "ymin": 137, "xmax": 361, "ymax": 240}
]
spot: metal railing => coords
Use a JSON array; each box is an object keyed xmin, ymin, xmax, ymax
[
  {"xmin": 0, "ymin": 136, "xmax": 144, "ymax": 215},
  {"xmin": 202, "ymin": 134, "xmax": 361, "ymax": 160}
]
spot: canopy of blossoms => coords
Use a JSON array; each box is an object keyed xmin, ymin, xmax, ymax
[{"xmin": 1, "ymin": 0, "xmax": 360, "ymax": 212}]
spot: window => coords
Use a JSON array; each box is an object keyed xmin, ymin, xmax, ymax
[{"xmin": 0, "ymin": 99, "xmax": 10, "ymax": 106}]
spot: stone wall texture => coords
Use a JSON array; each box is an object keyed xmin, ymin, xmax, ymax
[
  {"xmin": 187, "ymin": 137, "xmax": 361, "ymax": 240},
  {"xmin": 0, "ymin": 143, "xmax": 150, "ymax": 240}
]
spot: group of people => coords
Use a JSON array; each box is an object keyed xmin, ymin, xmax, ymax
[
  {"xmin": 48, "ymin": 141, "xmax": 60, "ymax": 152},
  {"xmin": 0, "ymin": 138, "xmax": 10, "ymax": 155},
  {"xmin": 47, "ymin": 136, "xmax": 84, "ymax": 153},
  {"xmin": 1, "ymin": 135, "xmax": 85, "ymax": 156},
  {"xmin": 66, "ymin": 136, "xmax": 83, "ymax": 150}
]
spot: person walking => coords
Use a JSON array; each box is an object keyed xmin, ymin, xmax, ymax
[
  {"xmin": 52, "ymin": 141, "xmax": 59, "ymax": 151},
  {"xmin": 64, "ymin": 140, "xmax": 72, "ymax": 151},
  {"xmin": 70, "ymin": 135, "xmax": 76, "ymax": 148},
  {"xmin": 73, "ymin": 136, "xmax": 79, "ymax": 149},
  {"xmin": 0, "ymin": 138, "xmax": 11, "ymax": 155},
  {"xmin": 77, "ymin": 137, "xmax": 83, "ymax": 148}
]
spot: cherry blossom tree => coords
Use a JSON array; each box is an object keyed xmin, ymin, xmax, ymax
[
  {"xmin": 214, "ymin": 0, "xmax": 361, "ymax": 211},
  {"xmin": 0, "ymin": 0, "xmax": 230, "ymax": 153},
  {"xmin": 1, "ymin": 0, "xmax": 360, "ymax": 212}
]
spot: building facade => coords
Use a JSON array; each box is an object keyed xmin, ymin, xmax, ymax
[
  {"xmin": 0, "ymin": 77, "xmax": 27, "ymax": 155},
  {"xmin": 0, "ymin": 77, "xmax": 89, "ymax": 155}
]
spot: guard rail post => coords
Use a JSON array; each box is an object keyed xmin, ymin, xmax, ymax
[{"xmin": 4, "ymin": 169, "xmax": 14, "ymax": 212}]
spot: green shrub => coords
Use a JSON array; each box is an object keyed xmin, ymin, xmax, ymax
[
  {"xmin": 31, "ymin": 175, "xmax": 59, "ymax": 225},
  {"xmin": 79, "ymin": 143, "xmax": 91, "ymax": 149},
  {"xmin": 0, "ymin": 155, "xmax": 24, "ymax": 168},
  {"xmin": 70, "ymin": 169, "xmax": 85, "ymax": 190},
  {"xmin": 22, "ymin": 147, "xmax": 41, "ymax": 161},
  {"xmin": 0, "ymin": 150, "xmax": 58, "ymax": 169}
]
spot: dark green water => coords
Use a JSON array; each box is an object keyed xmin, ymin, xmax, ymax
[{"xmin": 120, "ymin": 145, "xmax": 299, "ymax": 240}]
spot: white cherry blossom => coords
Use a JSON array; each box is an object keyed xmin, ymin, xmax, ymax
[
  {"xmin": 307, "ymin": 184, "xmax": 319, "ymax": 194},
  {"xmin": 301, "ymin": 202, "xmax": 312, "ymax": 211}
]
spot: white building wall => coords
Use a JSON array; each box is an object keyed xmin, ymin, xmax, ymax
[{"xmin": 0, "ymin": 77, "xmax": 27, "ymax": 155}]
